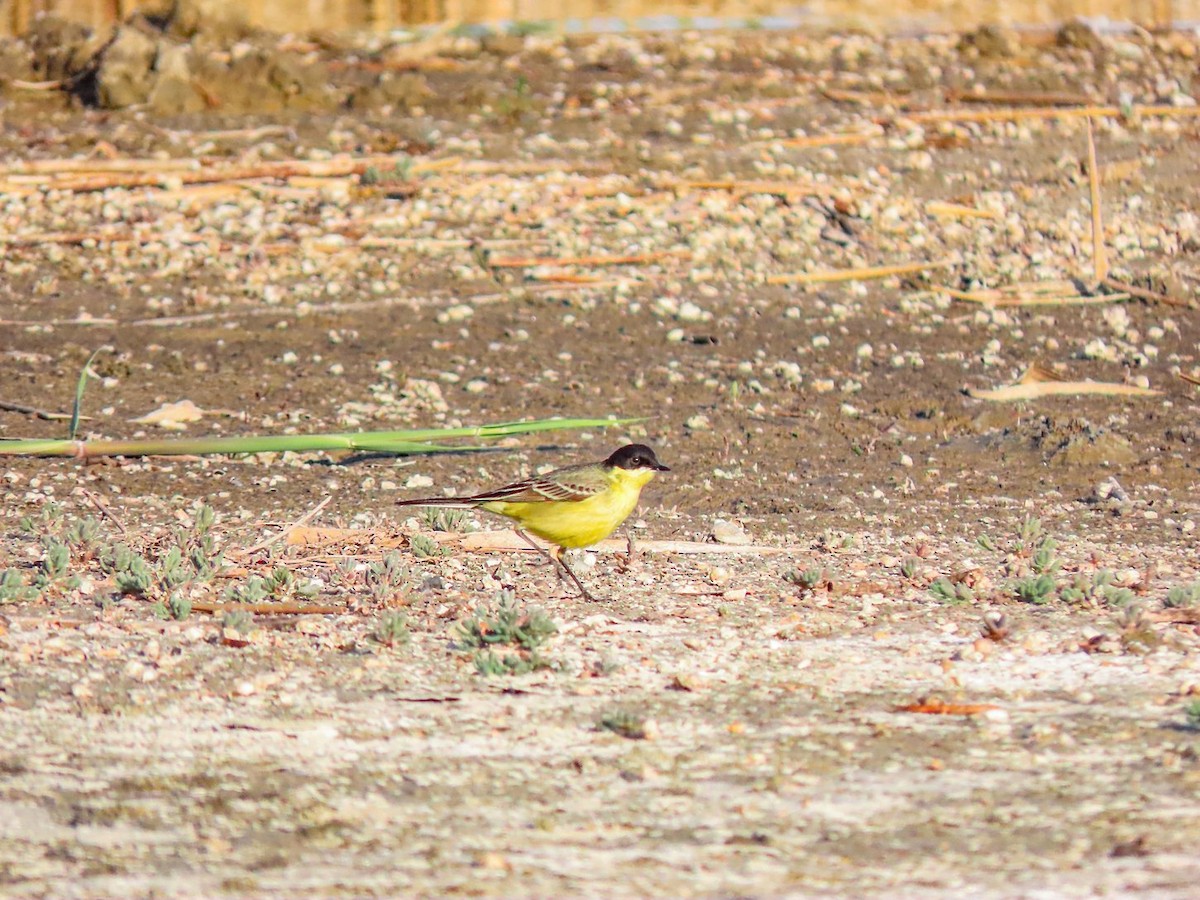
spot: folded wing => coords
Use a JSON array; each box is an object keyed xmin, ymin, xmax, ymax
[{"xmin": 468, "ymin": 464, "xmax": 608, "ymax": 504}]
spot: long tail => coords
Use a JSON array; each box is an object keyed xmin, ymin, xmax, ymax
[{"xmin": 395, "ymin": 497, "xmax": 481, "ymax": 508}]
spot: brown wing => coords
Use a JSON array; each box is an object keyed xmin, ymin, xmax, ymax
[{"xmin": 465, "ymin": 462, "xmax": 609, "ymax": 504}]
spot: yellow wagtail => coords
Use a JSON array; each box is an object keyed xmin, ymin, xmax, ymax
[{"xmin": 396, "ymin": 443, "xmax": 670, "ymax": 600}]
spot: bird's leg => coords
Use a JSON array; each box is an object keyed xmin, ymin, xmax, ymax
[
  {"xmin": 515, "ymin": 529, "xmax": 597, "ymax": 602},
  {"xmin": 516, "ymin": 528, "xmax": 560, "ymax": 575}
]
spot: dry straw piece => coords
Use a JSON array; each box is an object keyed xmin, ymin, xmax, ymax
[
  {"xmin": 768, "ymin": 258, "xmax": 957, "ymax": 286},
  {"xmin": 1086, "ymin": 117, "xmax": 1109, "ymax": 284},
  {"xmin": 967, "ymin": 365, "xmax": 1162, "ymax": 401}
]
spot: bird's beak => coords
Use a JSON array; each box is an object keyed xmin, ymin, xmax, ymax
[{"xmin": 654, "ymin": 462, "xmax": 671, "ymax": 472}]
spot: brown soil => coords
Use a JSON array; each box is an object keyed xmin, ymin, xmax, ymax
[{"xmin": 2, "ymin": 21, "xmax": 1200, "ymax": 899}]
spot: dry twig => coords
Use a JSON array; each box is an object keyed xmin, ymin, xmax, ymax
[
  {"xmin": 967, "ymin": 364, "xmax": 1161, "ymax": 401},
  {"xmin": 768, "ymin": 258, "xmax": 956, "ymax": 286},
  {"xmin": 1086, "ymin": 117, "xmax": 1109, "ymax": 283}
]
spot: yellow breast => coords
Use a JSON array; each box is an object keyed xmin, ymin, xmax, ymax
[{"xmin": 482, "ymin": 467, "xmax": 656, "ymax": 549}]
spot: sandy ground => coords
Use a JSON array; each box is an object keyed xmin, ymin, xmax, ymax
[{"xmin": 2, "ymin": 22, "xmax": 1200, "ymax": 899}]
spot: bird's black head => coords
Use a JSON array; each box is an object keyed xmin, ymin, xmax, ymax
[{"xmin": 604, "ymin": 444, "xmax": 670, "ymax": 472}]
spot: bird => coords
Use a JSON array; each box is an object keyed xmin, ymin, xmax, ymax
[{"xmin": 396, "ymin": 443, "xmax": 670, "ymax": 600}]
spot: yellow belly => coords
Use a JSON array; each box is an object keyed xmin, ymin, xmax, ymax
[{"xmin": 481, "ymin": 471, "xmax": 651, "ymax": 549}]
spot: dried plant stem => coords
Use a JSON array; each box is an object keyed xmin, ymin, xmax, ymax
[
  {"xmin": 925, "ymin": 201, "xmax": 1001, "ymax": 220},
  {"xmin": 191, "ymin": 600, "xmax": 346, "ymax": 616},
  {"xmin": 0, "ymin": 155, "xmax": 458, "ymax": 194},
  {"xmin": 238, "ymin": 496, "xmax": 333, "ymax": 559},
  {"xmin": 943, "ymin": 287, "xmax": 1128, "ymax": 307},
  {"xmin": 1086, "ymin": 117, "xmax": 1109, "ymax": 283},
  {"xmin": 487, "ymin": 251, "xmax": 680, "ymax": 268},
  {"xmin": 778, "ymin": 130, "xmax": 881, "ymax": 149},
  {"xmin": 1101, "ymin": 277, "xmax": 1192, "ymax": 308},
  {"xmin": 903, "ymin": 104, "xmax": 1200, "ymax": 125},
  {"xmin": 768, "ymin": 258, "xmax": 955, "ymax": 286},
  {"xmin": 945, "ymin": 89, "xmax": 1094, "ymax": 106},
  {"xmin": 686, "ymin": 179, "xmax": 833, "ymax": 198}
]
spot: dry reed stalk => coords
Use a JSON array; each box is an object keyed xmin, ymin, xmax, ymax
[
  {"xmin": 190, "ymin": 600, "xmax": 347, "ymax": 616},
  {"xmin": 968, "ymin": 364, "xmax": 1161, "ymax": 401},
  {"xmin": 23, "ymin": 155, "xmax": 455, "ymax": 193},
  {"xmin": 903, "ymin": 104, "xmax": 1200, "ymax": 125},
  {"xmin": 527, "ymin": 280, "xmax": 625, "ymax": 294},
  {"xmin": 768, "ymin": 258, "xmax": 956, "ymax": 286},
  {"xmin": 821, "ymin": 87, "xmax": 915, "ymax": 107},
  {"xmin": 1101, "ymin": 277, "xmax": 1192, "ymax": 308},
  {"xmin": 0, "ymin": 158, "xmax": 198, "ymax": 176},
  {"xmin": 1086, "ymin": 118, "xmax": 1109, "ymax": 283},
  {"xmin": 925, "ymin": 201, "xmax": 1002, "ymax": 220},
  {"xmin": 905, "ymin": 105, "xmax": 1121, "ymax": 124},
  {"xmin": 525, "ymin": 273, "xmax": 608, "ymax": 283},
  {"xmin": 943, "ymin": 288, "xmax": 1129, "ymax": 307},
  {"xmin": 487, "ymin": 251, "xmax": 681, "ymax": 268},
  {"xmin": 151, "ymin": 183, "xmax": 260, "ymax": 204},
  {"xmin": 0, "ymin": 231, "xmax": 133, "ymax": 245},
  {"xmin": 896, "ymin": 700, "xmax": 1000, "ymax": 715},
  {"xmin": 236, "ymin": 497, "xmax": 333, "ymax": 558},
  {"xmin": 945, "ymin": 89, "xmax": 1094, "ymax": 106},
  {"xmin": 778, "ymin": 130, "xmax": 882, "ymax": 149},
  {"xmin": 686, "ymin": 179, "xmax": 834, "ymax": 198}
]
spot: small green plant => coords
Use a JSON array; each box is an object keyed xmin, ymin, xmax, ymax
[
  {"xmin": 900, "ymin": 557, "xmax": 920, "ymax": 580},
  {"xmin": 1165, "ymin": 582, "xmax": 1200, "ymax": 609},
  {"xmin": 39, "ymin": 541, "xmax": 71, "ymax": 581},
  {"xmin": 149, "ymin": 600, "xmax": 170, "ymax": 620},
  {"xmin": 19, "ymin": 501, "xmax": 64, "ymax": 534},
  {"xmin": 0, "ymin": 569, "xmax": 38, "ymax": 603},
  {"xmin": 458, "ymin": 593, "xmax": 557, "ymax": 676},
  {"xmin": 496, "ymin": 75, "xmax": 535, "ymax": 122},
  {"xmin": 598, "ymin": 708, "xmax": 654, "ymax": 740},
  {"xmin": 1031, "ymin": 538, "xmax": 1059, "ymax": 575},
  {"xmin": 507, "ymin": 19, "xmax": 554, "ymax": 37},
  {"xmin": 1116, "ymin": 603, "xmax": 1159, "ymax": 654},
  {"xmin": 362, "ymin": 158, "xmax": 413, "ymax": 187},
  {"xmin": 976, "ymin": 534, "xmax": 997, "ymax": 552},
  {"xmin": 409, "ymin": 534, "xmax": 447, "ymax": 559},
  {"xmin": 159, "ymin": 547, "xmax": 190, "ymax": 589},
  {"xmin": 224, "ymin": 577, "xmax": 269, "ymax": 604},
  {"xmin": 1014, "ymin": 574, "xmax": 1057, "ymax": 604},
  {"xmin": 1016, "ymin": 516, "xmax": 1044, "ymax": 553},
  {"xmin": 473, "ymin": 649, "xmax": 551, "ymax": 676},
  {"xmin": 189, "ymin": 545, "xmax": 224, "ymax": 580},
  {"xmin": 193, "ymin": 504, "xmax": 216, "ymax": 534},
  {"xmin": 1059, "ymin": 571, "xmax": 1134, "ymax": 608},
  {"xmin": 114, "ymin": 555, "xmax": 154, "ymax": 595},
  {"xmin": 167, "ymin": 593, "xmax": 192, "ymax": 621},
  {"xmin": 100, "ymin": 543, "xmax": 138, "ymax": 574},
  {"xmin": 929, "ymin": 577, "xmax": 974, "ymax": 605},
  {"xmin": 64, "ymin": 516, "xmax": 102, "ymax": 549},
  {"xmin": 459, "ymin": 593, "xmax": 556, "ymax": 651},
  {"xmin": 785, "ymin": 567, "xmax": 826, "ymax": 592},
  {"xmin": 421, "ymin": 507, "xmax": 471, "ymax": 533},
  {"xmin": 374, "ymin": 610, "xmax": 410, "ymax": 648},
  {"xmin": 331, "ymin": 558, "xmax": 359, "ymax": 587},
  {"xmin": 1185, "ymin": 699, "xmax": 1200, "ymax": 730},
  {"xmin": 221, "ymin": 610, "xmax": 253, "ymax": 632},
  {"xmin": 366, "ymin": 552, "xmax": 407, "ymax": 601},
  {"xmin": 269, "ymin": 566, "xmax": 294, "ymax": 593}
]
